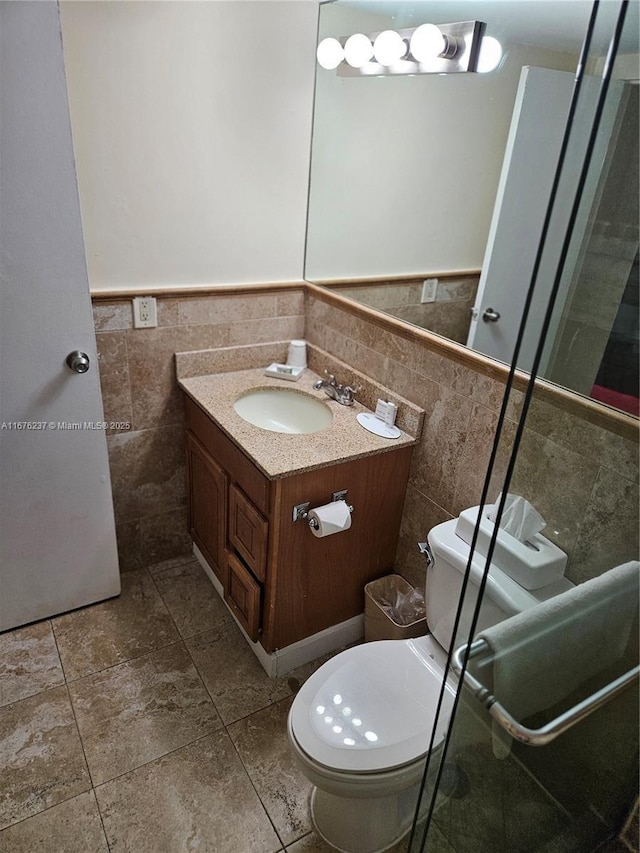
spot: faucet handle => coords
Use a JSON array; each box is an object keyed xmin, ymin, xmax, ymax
[
  {"xmin": 324, "ymin": 371, "xmax": 337, "ymax": 386},
  {"xmin": 340, "ymin": 385, "xmax": 356, "ymax": 405}
]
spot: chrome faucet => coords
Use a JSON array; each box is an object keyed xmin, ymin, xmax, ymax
[{"xmin": 313, "ymin": 372, "xmax": 356, "ymax": 406}]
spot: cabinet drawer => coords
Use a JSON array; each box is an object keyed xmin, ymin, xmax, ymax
[
  {"xmin": 228, "ymin": 483, "xmax": 268, "ymax": 581},
  {"xmin": 226, "ymin": 552, "xmax": 261, "ymax": 642}
]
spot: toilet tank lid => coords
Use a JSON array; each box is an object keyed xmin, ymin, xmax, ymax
[{"xmin": 428, "ymin": 519, "xmax": 574, "ymax": 617}]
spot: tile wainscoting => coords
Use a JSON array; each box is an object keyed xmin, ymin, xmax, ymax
[
  {"xmin": 304, "ymin": 284, "xmax": 638, "ymax": 587},
  {"xmin": 92, "ymin": 286, "xmax": 305, "ymax": 571},
  {"xmin": 92, "ymin": 283, "xmax": 638, "ymax": 588},
  {"xmin": 327, "ymin": 273, "xmax": 480, "ymax": 345}
]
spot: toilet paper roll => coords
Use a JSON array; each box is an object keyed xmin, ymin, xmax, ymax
[{"xmin": 307, "ymin": 500, "xmax": 352, "ymax": 538}]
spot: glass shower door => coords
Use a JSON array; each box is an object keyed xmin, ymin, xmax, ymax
[{"xmin": 409, "ymin": 2, "xmax": 639, "ymax": 851}]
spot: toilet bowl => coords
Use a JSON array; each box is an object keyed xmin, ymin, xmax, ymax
[
  {"xmin": 288, "ymin": 634, "xmax": 455, "ymax": 853},
  {"xmin": 287, "ymin": 510, "xmax": 574, "ymax": 853}
]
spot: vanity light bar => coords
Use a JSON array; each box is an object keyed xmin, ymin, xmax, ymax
[{"xmin": 318, "ymin": 20, "xmax": 485, "ymax": 77}]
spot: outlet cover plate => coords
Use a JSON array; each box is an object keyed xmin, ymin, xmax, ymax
[
  {"xmin": 421, "ymin": 278, "xmax": 438, "ymax": 303},
  {"xmin": 133, "ymin": 296, "xmax": 158, "ymax": 328}
]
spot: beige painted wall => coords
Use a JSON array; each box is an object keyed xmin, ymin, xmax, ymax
[
  {"xmin": 60, "ymin": 1, "xmax": 318, "ymax": 291},
  {"xmin": 306, "ymin": 1, "xmax": 580, "ymax": 279},
  {"xmin": 61, "ymin": 1, "xmax": 585, "ymax": 291}
]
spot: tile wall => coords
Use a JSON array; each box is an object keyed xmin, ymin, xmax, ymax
[
  {"xmin": 303, "ymin": 287, "xmax": 639, "ymax": 588},
  {"xmin": 92, "ymin": 289, "xmax": 305, "ymax": 571},
  {"xmin": 332, "ymin": 274, "xmax": 479, "ymax": 345},
  {"xmin": 509, "ymin": 396, "xmax": 639, "ymax": 584},
  {"xmin": 93, "ymin": 285, "xmax": 638, "ymax": 589}
]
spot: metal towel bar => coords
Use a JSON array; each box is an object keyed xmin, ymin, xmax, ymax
[{"xmin": 452, "ymin": 639, "xmax": 639, "ymax": 747}]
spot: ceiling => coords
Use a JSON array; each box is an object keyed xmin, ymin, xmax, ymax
[{"xmin": 339, "ymin": 1, "xmax": 639, "ymax": 56}]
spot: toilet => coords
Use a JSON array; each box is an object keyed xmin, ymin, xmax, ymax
[{"xmin": 287, "ymin": 510, "xmax": 574, "ymax": 853}]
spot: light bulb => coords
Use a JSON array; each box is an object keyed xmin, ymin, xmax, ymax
[
  {"xmin": 344, "ymin": 33, "xmax": 374, "ymax": 68},
  {"xmin": 410, "ymin": 23, "xmax": 445, "ymax": 62},
  {"xmin": 317, "ymin": 37, "xmax": 344, "ymax": 70},
  {"xmin": 373, "ymin": 30, "xmax": 407, "ymax": 66},
  {"xmin": 477, "ymin": 36, "xmax": 503, "ymax": 73}
]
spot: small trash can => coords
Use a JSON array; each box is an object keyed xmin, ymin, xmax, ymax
[{"xmin": 364, "ymin": 574, "xmax": 427, "ymax": 642}]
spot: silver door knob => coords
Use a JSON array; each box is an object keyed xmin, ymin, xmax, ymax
[
  {"xmin": 65, "ymin": 351, "xmax": 90, "ymax": 374},
  {"xmin": 482, "ymin": 308, "xmax": 501, "ymax": 323}
]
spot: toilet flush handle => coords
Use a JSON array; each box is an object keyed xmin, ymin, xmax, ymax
[{"xmin": 417, "ymin": 541, "xmax": 434, "ymax": 568}]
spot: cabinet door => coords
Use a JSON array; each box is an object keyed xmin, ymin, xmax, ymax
[
  {"xmin": 226, "ymin": 553, "xmax": 261, "ymax": 641},
  {"xmin": 228, "ymin": 483, "xmax": 268, "ymax": 581},
  {"xmin": 186, "ymin": 432, "xmax": 228, "ymax": 585}
]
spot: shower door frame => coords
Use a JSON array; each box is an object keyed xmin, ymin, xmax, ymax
[{"xmin": 408, "ymin": 1, "xmax": 638, "ymax": 850}]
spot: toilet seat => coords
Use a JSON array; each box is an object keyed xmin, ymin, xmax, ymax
[{"xmin": 289, "ymin": 637, "xmax": 455, "ymax": 774}]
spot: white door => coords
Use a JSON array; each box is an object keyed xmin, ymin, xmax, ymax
[
  {"xmin": 466, "ymin": 67, "xmax": 576, "ymax": 370},
  {"xmin": 0, "ymin": 0, "xmax": 120, "ymax": 631}
]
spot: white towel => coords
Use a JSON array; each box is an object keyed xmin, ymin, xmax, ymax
[{"xmin": 476, "ymin": 561, "xmax": 639, "ymax": 757}]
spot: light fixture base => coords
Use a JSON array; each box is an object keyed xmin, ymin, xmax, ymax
[{"xmin": 337, "ymin": 20, "xmax": 484, "ymax": 77}]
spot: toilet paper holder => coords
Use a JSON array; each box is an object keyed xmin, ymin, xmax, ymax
[{"xmin": 293, "ymin": 490, "xmax": 354, "ymax": 528}]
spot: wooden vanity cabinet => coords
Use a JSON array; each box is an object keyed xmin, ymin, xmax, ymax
[{"xmin": 184, "ymin": 394, "xmax": 413, "ymax": 653}]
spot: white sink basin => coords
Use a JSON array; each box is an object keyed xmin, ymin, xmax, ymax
[{"xmin": 233, "ymin": 388, "xmax": 333, "ymax": 434}]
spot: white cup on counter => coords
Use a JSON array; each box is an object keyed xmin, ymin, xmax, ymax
[{"xmin": 287, "ymin": 340, "xmax": 307, "ymax": 368}]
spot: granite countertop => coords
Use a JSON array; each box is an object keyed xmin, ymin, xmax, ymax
[{"xmin": 178, "ymin": 367, "xmax": 418, "ymax": 479}]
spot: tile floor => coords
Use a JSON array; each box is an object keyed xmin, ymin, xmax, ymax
[
  {"xmin": 2, "ymin": 555, "xmax": 624, "ymax": 853},
  {"xmin": 0, "ymin": 556, "xmax": 422, "ymax": 853}
]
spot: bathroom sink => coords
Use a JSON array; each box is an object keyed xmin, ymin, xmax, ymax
[{"xmin": 233, "ymin": 388, "xmax": 333, "ymax": 434}]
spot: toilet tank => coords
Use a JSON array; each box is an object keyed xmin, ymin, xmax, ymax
[{"xmin": 426, "ymin": 518, "xmax": 573, "ymax": 651}]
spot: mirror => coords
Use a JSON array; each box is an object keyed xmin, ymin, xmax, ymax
[{"xmin": 305, "ymin": 0, "xmax": 639, "ymax": 417}]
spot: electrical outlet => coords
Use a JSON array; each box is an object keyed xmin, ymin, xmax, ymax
[
  {"xmin": 420, "ymin": 278, "xmax": 438, "ymax": 303},
  {"xmin": 133, "ymin": 296, "xmax": 157, "ymax": 328}
]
